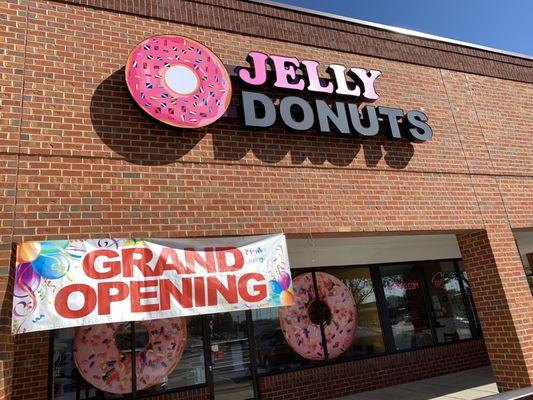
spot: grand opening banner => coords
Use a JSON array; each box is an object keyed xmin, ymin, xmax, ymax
[{"xmin": 12, "ymin": 234, "xmax": 293, "ymax": 334}]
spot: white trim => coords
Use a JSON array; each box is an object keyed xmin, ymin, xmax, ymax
[{"xmin": 250, "ymin": 0, "xmax": 533, "ymax": 61}]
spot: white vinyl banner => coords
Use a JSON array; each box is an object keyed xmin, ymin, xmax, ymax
[{"xmin": 12, "ymin": 234, "xmax": 293, "ymax": 334}]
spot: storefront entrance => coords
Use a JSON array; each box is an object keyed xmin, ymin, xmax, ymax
[{"xmin": 206, "ymin": 311, "xmax": 258, "ymax": 400}]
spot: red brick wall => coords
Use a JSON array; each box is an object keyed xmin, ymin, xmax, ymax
[
  {"xmin": 58, "ymin": 0, "xmax": 533, "ymax": 83},
  {"xmin": 11, "ymin": 331, "xmax": 487, "ymax": 400},
  {"xmin": 1, "ymin": 0, "xmax": 532, "ymax": 398},
  {"xmin": 458, "ymin": 230, "xmax": 533, "ymax": 391},
  {"xmin": 12, "ymin": 332, "xmax": 49, "ymax": 400},
  {"xmin": 258, "ymin": 340, "xmax": 489, "ymax": 400}
]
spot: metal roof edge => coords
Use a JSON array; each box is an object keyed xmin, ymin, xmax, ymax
[{"xmin": 249, "ymin": 0, "xmax": 533, "ymax": 61}]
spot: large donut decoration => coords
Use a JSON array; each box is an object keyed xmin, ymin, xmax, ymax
[
  {"xmin": 125, "ymin": 34, "xmax": 232, "ymax": 128},
  {"xmin": 278, "ymin": 272, "xmax": 357, "ymax": 360},
  {"xmin": 73, "ymin": 318, "xmax": 187, "ymax": 394}
]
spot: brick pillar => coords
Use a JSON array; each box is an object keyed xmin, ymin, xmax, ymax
[{"xmin": 457, "ymin": 229, "xmax": 533, "ymax": 391}]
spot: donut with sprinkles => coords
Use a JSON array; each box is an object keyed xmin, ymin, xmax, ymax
[
  {"xmin": 278, "ymin": 272, "xmax": 357, "ymax": 360},
  {"xmin": 73, "ymin": 318, "xmax": 187, "ymax": 394},
  {"xmin": 125, "ymin": 34, "xmax": 232, "ymax": 128}
]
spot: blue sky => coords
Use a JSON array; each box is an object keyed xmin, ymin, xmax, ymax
[{"xmin": 276, "ymin": 0, "xmax": 533, "ymax": 56}]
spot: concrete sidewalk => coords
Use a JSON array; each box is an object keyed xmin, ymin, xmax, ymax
[{"xmin": 338, "ymin": 366, "xmax": 498, "ymax": 400}]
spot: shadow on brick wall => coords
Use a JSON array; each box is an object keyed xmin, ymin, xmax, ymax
[
  {"xmin": 90, "ymin": 67, "xmax": 205, "ymax": 166},
  {"xmin": 91, "ymin": 68, "xmax": 414, "ymax": 169}
]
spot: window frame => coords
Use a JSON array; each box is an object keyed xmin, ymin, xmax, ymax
[
  {"xmin": 47, "ymin": 257, "xmax": 482, "ymax": 397},
  {"xmin": 253, "ymin": 257, "xmax": 482, "ymax": 377},
  {"xmin": 48, "ymin": 318, "xmax": 210, "ymax": 400}
]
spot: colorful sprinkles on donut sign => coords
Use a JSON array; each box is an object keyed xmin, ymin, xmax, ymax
[
  {"xmin": 278, "ymin": 272, "xmax": 357, "ymax": 360},
  {"xmin": 125, "ymin": 35, "xmax": 232, "ymax": 128},
  {"xmin": 73, "ymin": 318, "xmax": 187, "ymax": 394}
]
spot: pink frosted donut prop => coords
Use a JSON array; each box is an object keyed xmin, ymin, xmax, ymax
[
  {"xmin": 278, "ymin": 272, "xmax": 357, "ymax": 360},
  {"xmin": 125, "ymin": 34, "xmax": 232, "ymax": 128},
  {"xmin": 73, "ymin": 318, "xmax": 187, "ymax": 394}
]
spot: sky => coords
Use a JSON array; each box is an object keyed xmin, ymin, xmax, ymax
[{"xmin": 274, "ymin": 0, "xmax": 533, "ymax": 56}]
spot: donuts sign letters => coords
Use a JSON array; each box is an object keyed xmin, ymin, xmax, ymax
[
  {"xmin": 125, "ymin": 34, "xmax": 432, "ymax": 141},
  {"xmin": 11, "ymin": 234, "xmax": 292, "ymax": 334},
  {"xmin": 239, "ymin": 52, "xmax": 432, "ymax": 141}
]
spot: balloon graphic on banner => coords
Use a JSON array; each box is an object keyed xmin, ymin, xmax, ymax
[
  {"xmin": 40, "ymin": 240, "xmax": 69, "ymax": 255},
  {"xmin": 280, "ymin": 288, "xmax": 294, "ymax": 305},
  {"xmin": 269, "ymin": 271, "xmax": 293, "ymax": 306},
  {"xmin": 12, "ymin": 239, "xmax": 87, "ymax": 334},
  {"xmin": 17, "ymin": 242, "xmax": 41, "ymax": 263},
  {"xmin": 13, "ymin": 263, "xmax": 41, "ymax": 298},
  {"xmin": 12, "ymin": 234, "xmax": 292, "ymax": 335},
  {"xmin": 31, "ymin": 254, "xmax": 69, "ymax": 280}
]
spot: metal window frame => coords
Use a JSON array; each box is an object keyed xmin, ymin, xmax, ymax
[{"xmin": 47, "ymin": 257, "xmax": 481, "ymax": 399}]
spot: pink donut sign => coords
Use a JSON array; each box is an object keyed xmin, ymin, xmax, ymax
[{"xmin": 125, "ymin": 34, "xmax": 232, "ymax": 129}]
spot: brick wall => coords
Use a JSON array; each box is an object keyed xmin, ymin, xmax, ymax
[
  {"xmin": 1, "ymin": 0, "xmax": 532, "ymax": 398},
  {"xmin": 458, "ymin": 230, "xmax": 533, "ymax": 391},
  {"xmin": 11, "ymin": 331, "xmax": 487, "ymax": 400},
  {"xmin": 258, "ymin": 340, "xmax": 490, "ymax": 400},
  {"xmin": 12, "ymin": 332, "xmax": 49, "ymax": 400},
  {"xmin": 57, "ymin": 0, "xmax": 533, "ymax": 83}
]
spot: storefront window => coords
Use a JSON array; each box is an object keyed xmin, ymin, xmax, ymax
[
  {"xmin": 52, "ymin": 259, "xmax": 481, "ymax": 392},
  {"xmin": 380, "ymin": 264, "xmax": 434, "ymax": 351},
  {"xmin": 53, "ymin": 327, "xmax": 98, "ymax": 399},
  {"xmin": 51, "ymin": 317, "xmax": 205, "ymax": 399},
  {"xmin": 135, "ymin": 316, "xmax": 205, "ymax": 395},
  {"xmin": 421, "ymin": 261, "xmax": 472, "ymax": 343},
  {"xmin": 329, "ymin": 267, "xmax": 386, "ymax": 358},
  {"xmin": 252, "ymin": 272, "xmax": 319, "ymax": 373},
  {"xmin": 252, "ymin": 267, "xmax": 386, "ymax": 372}
]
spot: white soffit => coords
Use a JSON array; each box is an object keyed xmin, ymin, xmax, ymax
[{"xmin": 287, "ymin": 234, "xmax": 461, "ymax": 268}]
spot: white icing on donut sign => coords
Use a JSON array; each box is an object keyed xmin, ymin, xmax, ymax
[{"xmin": 125, "ymin": 34, "xmax": 432, "ymax": 142}]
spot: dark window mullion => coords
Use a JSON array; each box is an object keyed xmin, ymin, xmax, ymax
[
  {"xmin": 202, "ymin": 316, "xmax": 215, "ymax": 398},
  {"xmin": 370, "ymin": 266, "xmax": 396, "ymax": 353},
  {"xmin": 246, "ymin": 310, "xmax": 260, "ymax": 400},
  {"xmin": 416, "ymin": 263, "xmax": 438, "ymax": 345},
  {"xmin": 311, "ymin": 271, "xmax": 329, "ymax": 361},
  {"xmin": 453, "ymin": 260, "xmax": 478, "ymax": 339},
  {"xmin": 130, "ymin": 322, "xmax": 137, "ymax": 398}
]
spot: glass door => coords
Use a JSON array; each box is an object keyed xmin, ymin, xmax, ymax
[
  {"xmin": 206, "ymin": 311, "xmax": 257, "ymax": 400},
  {"xmin": 378, "ymin": 264, "xmax": 435, "ymax": 351}
]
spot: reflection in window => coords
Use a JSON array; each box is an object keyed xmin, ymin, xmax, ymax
[
  {"xmin": 52, "ymin": 317, "xmax": 205, "ymax": 399},
  {"xmin": 380, "ymin": 264, "xmax": 434, "ymax": 351},
  {"xmin": 252, "ymin": 302, "xmax": 318, "ymax": 373},
  {"xmin": 135, "ymin": 317, "xmax": 205, "ymax": 395},
  {"xmin": 421, "ymin": 261, "xmax": 472, "ymax": 343},
  {"xmin": 329, "ymin": 267, "xmax": 385, "ymax": 357},
  {"xmin": 53, "ymin": 327, "xmax": 97, "ymax": 399}
]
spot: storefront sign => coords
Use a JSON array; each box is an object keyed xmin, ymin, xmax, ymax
[
  {"xmin": 12, "ymin": 234, "xmax": 292, "ymax": 334},
  {"xmin": 239, "ymin": 52, "xmax": 432, "ymax": 142},
  {"xmin": 125, "ymin": 35, "xmax": 432, "ymax": 142}
]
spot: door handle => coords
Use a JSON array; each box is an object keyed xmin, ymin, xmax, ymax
[{"xmin": 208, "ymin": 364, "xmax": 213, "ymax": 372}]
